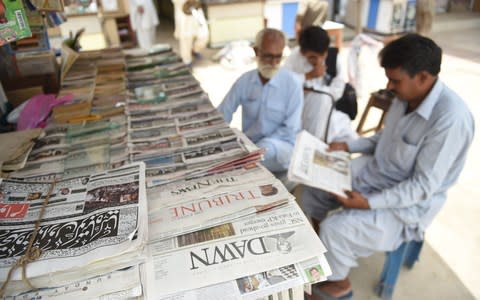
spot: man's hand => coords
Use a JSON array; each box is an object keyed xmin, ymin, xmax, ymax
[
  {"xmin": 305, "ymin": 61, "xmax": 326, "ymax": 80},
  {"xmin": 334, "ymin": 191, "xmax": 370, "ymax": 209},
  {"xmin": 137, "ymin": 5, "xmax": 144, "ymax": 14},
  {"xmin": 328, "ymin": 142, "xmax": 349, "ymax": 152}
]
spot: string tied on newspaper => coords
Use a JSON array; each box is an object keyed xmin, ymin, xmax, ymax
[{"xmin": 0, "ymin": 180, "xmax": 57, "ymax": 297}]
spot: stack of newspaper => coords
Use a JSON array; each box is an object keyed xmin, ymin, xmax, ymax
[
  {"xmin": 122, "ymin": 48, "xmax": 332, "ymax": 299},
  {"xmin": 9, "ymin": 49, "xmax": 130, "ymax": 182},
  {"xmin": 0, "ymin": 163, "xmax": 148, "ymax": 299},
  {"xmin": 124, "ymin": 49, "xmax": 255, "ymax": 188},
  {"xmin": 0, "ymin": 129, "xmax": 44, "ymax": 173},
  {"xmin": 142, "ymin": 163, "xmax": 332, "ymax": 300}
]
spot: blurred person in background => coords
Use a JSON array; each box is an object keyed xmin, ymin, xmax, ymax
[
  {"xmin": 129, "ymin": 0, "xmax": 159, "ymax": 49},
  {"xmin": 172, "ymin": 0, "xmax": 209, "ymax": 66}
]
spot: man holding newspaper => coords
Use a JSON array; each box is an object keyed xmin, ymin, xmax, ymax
[{"xmin": 301, "ymin": 34, "xmax": 475, "ymax": 299}]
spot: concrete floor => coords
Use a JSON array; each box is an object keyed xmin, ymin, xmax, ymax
[{"xmin": 157, "ymin": 12, "xmax": 480, "ymax": 299}]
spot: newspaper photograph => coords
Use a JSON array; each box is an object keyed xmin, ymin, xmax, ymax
[
  {"xmin": 288, "ymin": 130, "xmax": 351, "ymax": 197},
  {"xmin": 235, "ymin": 254, "xmax": 330, "ymax": 300}
]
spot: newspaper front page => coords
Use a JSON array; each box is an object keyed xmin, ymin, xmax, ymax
[
  {"xmin": 144, "ymin": 201, "xmax": 328, "ymax": 296},
  {"xmin": 146, "ymin": 163, "xmax": 273, "ymax": 208},
  {"xmin": 0, "ymin": 163, "xmax": 148, "ymax": 284},
  {"xmin": 148, "ymin": 179, "xmax": 295, "ymax": 241}
]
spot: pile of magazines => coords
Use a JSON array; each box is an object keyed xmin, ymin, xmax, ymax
[{"xmin": 0, "ymin": 45, "xmax": 332, "ymax": 300}]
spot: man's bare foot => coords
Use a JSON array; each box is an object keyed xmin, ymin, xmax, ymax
[{"xmin": 309, "ymin": 278, "xmax": 352, "ymax": 299}]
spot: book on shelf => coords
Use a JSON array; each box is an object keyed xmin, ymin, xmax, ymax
[{"xmin": 0, "ymin": 0, "xmax": 32, "ymax": 46}]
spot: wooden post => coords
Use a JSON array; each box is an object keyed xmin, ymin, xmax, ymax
[
  {"xmin": 356, "ymin": 0, "xmax": 363, "ymax": 34},
  {"xmin": 0, "ymin": 82, "xmax": 7, "ymax": 115}
]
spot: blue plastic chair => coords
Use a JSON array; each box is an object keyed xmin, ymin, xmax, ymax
[{"xmin": 375, "ymin": 240, "xmax": 424, "ymax": 300}]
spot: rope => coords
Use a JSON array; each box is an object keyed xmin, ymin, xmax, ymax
[{"xmin": 0, "ymin": 180, "xmax": 57, "ymax": 297}]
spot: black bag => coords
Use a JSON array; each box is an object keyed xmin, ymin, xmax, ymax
[
  {"xmin": 325, "ymin": 48, "xmax": 358, "ymax": 120},
  {"xmin": 334, "ymin": 82, "xmax": 357, "ymax": 120}
]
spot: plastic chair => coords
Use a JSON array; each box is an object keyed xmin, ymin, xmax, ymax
[{"xmin": 375, "ymin": 240, "xmax": 424, "ymax": 300}]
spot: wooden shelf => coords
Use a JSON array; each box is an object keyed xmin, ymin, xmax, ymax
[{"xmin": 115, "ymin": 15, "xmax": 136, "ymax": 48}]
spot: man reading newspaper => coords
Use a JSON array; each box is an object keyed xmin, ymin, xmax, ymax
[{"xmin": 301, "ymin": 34, "xmax": 474, "ymax": 299}]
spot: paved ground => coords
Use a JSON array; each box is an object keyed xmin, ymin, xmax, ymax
[{"xmin": 157, "ymin": 12, "xmax": 480, "ymax": 299}]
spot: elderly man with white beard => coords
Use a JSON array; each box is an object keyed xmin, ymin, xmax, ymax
[{"xmin": 218, "ymin": 28, "xmax": 304, "ymax": 173}]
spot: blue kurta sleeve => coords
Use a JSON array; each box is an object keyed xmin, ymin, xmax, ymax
[
  {"xmin": 367, "ymin": 113, "xmax": 474, "ymax": 210},
  {"xmin": 266, "ymin": 77, "xmax": 304, "ymax": 145},
  {"xmin": 347, "ymin": 131, "xmax": 381, "ymax": 154},
  {"xmin": 217, "ymin": 79, "xmax": 243, "ymax": 124}
]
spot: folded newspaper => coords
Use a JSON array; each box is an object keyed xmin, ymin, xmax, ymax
[{"xmin": 288, "ymin": 130, "xmax": 351, "ymax": 197}]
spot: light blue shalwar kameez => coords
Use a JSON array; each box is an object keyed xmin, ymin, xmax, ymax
[
  {"xmin": 302, "ymin": 79, "xmax": 475, "ymax": 280},
  {"xmin": 218, "ymin": 68, "xmax": 304, "ymax": 172}
]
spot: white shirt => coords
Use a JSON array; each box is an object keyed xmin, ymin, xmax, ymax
[
  {"xmin": 348, "ymin": 79, "xmax": 475, "ymax": 236},
  {"xmin": 129, "ymin": 0, "xmax": 159, "ymax": 31},
  {"xmin": 284, "ymin": 46, "xmax": 357, "ymax": 143},
  {"xmin": 284, "ymin": 46, "xmax": 345, "ymax": 100},
  {"xmin": 171, "ymin": 0, "xmax": 208, "ymax": 39}
]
